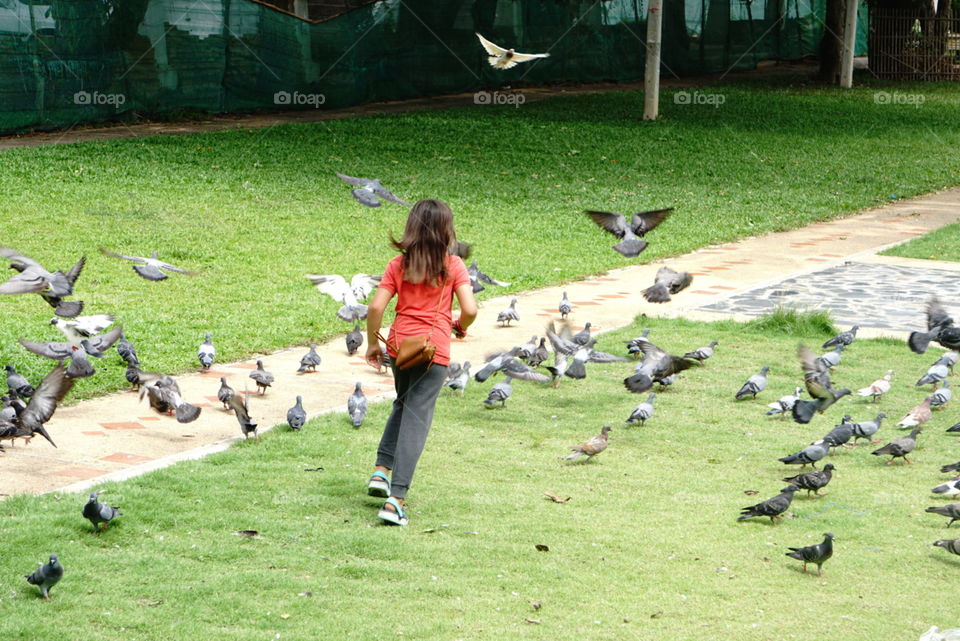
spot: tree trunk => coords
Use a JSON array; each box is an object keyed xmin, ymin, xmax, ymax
[{"xmin": 818, "ymin": 0, "xmax": 846, "ymax": 82}]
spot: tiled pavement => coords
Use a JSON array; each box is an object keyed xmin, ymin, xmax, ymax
[{"xmin": 2, "ymin": 187, "xmax": 960, "ymax": 497}]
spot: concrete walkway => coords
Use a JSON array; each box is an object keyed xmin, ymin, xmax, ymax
[{"xmin": 3, "ymin": 186, "xmax": 958, "ymax": 498}]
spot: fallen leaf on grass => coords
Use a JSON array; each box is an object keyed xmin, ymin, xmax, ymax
[
  {"xmin": 535, "ymin": 544, "xmax": 550, "ymax": 552},
  {"xmin": 304, "ymin": 467, "xmax": 325, "ymax": 472},
  {"xmin": 650, "ymin": 611, "xmax": 662, "ymax": 619},
  {"xmin": 743, "ymin": 490, "xmax": 759, "ymax": 496},
  {"xmin": 525, "ymin": 618, "xmax": 541, "ymax": 625},
  {"xmin": 543, "ymin": 491, "xmax": 570, "ymax": 503}
]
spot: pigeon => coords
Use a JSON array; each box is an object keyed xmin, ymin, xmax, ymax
[
  {"xmin": 198, "ymin": 333, "xmax": 215, "ymax": 370},
  {"xmin": 516, "ymin": 335, "xmax": 540, "ymax": 361},
  {"xmin": 779, "ymin": 440, "xmax": 830, "ymax": 469},
  {"xmin": 737, "ymin": 485, "xmax": 798, "ymax": 523},
  {"xmin": 467, "ymin": 260, "xmax": 510, "ymax": 294},
  {"xmin": 100, "ymin": 248, "xmax": 197, "ymax": 281},
  {"xmin": 897, "ymin": 396, "xmax": 932, "ymax": 428},
  {"xmin": 933, "ymin": 537, "xmax": 960, "ymax": 556},
  {"xmin": 792, "ymin": 346, "xmax": 852, "ymax": 424},
  {"xmin": 857, "ymin": 370, "xmax": 893, "ymax": 402},
  {"xmin": 335, "ymin": 172, "xmax": 411, "ymax": 207},
  {"xmin": 625, "ymin": 329, "xmax": 651, "ymax": 358},
  {"xmin": 348, "ymin": 382, "xmax": 367, "ymax": 426},
  {"xmin": 474, "ymin": 352, "xmax": 550, "ymax": 384},
  {"xmin": 66, "ymin": 343, "xmax": 96, "ymax": 379},
  {"xmin": 626, "ymin": 393, "xmax": 656, "ymax": 425},
  {"xmin": 545, "ymin": 323, "xmax": 627, "ymax": 380},
  {"xmin": 821, "ymin": 416, "xmax": 855, "ymax": 450},
  {"xmin": 935, "ymin": 351, "xmax": 959, "ymax": 373},
  {"xmin": 483, "ymin": 376, "xmax": 513, "ymax": 408},
  {"xmin": 942, "ymin": 461, "xmax": 960, "ymax": 475},
  {"xmin": 298, "ymin": 344, "xmax": 321, "ymax": 373},
  {"xmin": 684, "ymin": 341, "xmax": 718, "ymax": 364},
  {"xmin": 926, "ymin": 503, "xmax": 960, "ymax": 527},
  {"xmin": 558, "ymin": 292, "xmax": 572, "ymax": 319},
  {"xmin": 565, "ymin": 425, "xmax": 611, "ymax": 461},
  {"xmin": 932, "ymin": 479, "xmax": 960, "ymax": 498},
  {"xmin": 24, "ymin": 553, "xmax": 63, "ymax": 600},
  {"xmin": 909, "ymin": 297, "xmax": 960, "ymax": 354},
  {"xmin": 475, "ymin": 32, "xmax": 550, "ymax": 69},
  {"xmin": 116, "ymin": 332, "xmax": 138, "ymax": 366},
  {"xmin": 735, "ymin": 366, "xmax": 769, "ymax": 400},
  {"xmin": 51, "ymin": 314, "xmax": 114, "ymax": 345},
  {"xmin": 623, "ymin": 337, "xmax": 698, "ymax": 393},
  {"xmin": 217, "ymin": 377, "xmax": 235, "ymax": 410},
  {"xmin": 249, "ymin": 360, "xmax": 274, "ymax": 394},
  {"xmin": 125, "ymin": 363, "xmax": 143, "ymax": 390},
  {"xmin": 446, "ymin": 361, "xmax": 471, "ymax": 396},
  {"xmin": 527, "ymin": 338, "xmax": 549, "ymax": 368},
  {"xmin": 0, "ymin": 249, "xmax": 84, "ymax": 317},
  {"xmin": 345, "ymin": 324, "xmax": 363, "ymax": 356},
  {"xmin": 572, "ymin": 323, "xmax": 592, "ymax": 346},
  {"xmin": 82, "ymin": 491, "xmax": 122, "ymax": 532},
  {"xmin": 817, "ymin": 345, "xmax": 844, "ymax": 370},
  {"xmin": 305, "ymin": 274, "xmax": 381, "ymax": 323},
  {"xmin": 20, "ymin": 325, "xmax": 124, "ymax": 362},
  {"xmin": 785, "ymin": 533, "xmax": 834, "ymax": 576},
  {"xmin": 766, "ymin": 386, "xmax": 803, "ymax": 417},
  {"xmin": 931, "ymin": 381, "xmax": 952, "ymax": 408},
  {"xmin": 227, "ymin": 391, "xmax": 258, "ymax": 440},
  {"xmin": 7, "ymin": 363, "xmax": 75, "ymax": 447},
  {"xmin": 584, "ymin": 208, "xmax": 674, "ymax": 257},
  {"xmin": 872, "ymin": 427, "xmax": 921, "ymax": 464},
  {"xmin": 287, "ymin": 396, "xmax": 306, "ymax": 431},
  {"xmin": 851, "ymin": 412, "xmax": 887, "ymax": 444},
  {"xmin": 918, "ymin": 361, "xmax": 950, "ymax": 387},
  {"xmin": 643, "ymin": 266, "xmax": 693, "ymax": 303},
  {"xmin": 140, "ymin": 376, "xmax": 202, "ymax": 423},
  {"xmin": 823, "ymin": 325, "xmax": 859, "ymax": 349},
  {"xmin": 5, "ymin": 365, "xmax": 34, "ymax": 400},
  {"xmin": 783, "ymin": 463, "xmax": 836, "ymax": 498},
  {"xmin": 497, "ymin": 299, "xmax": 519, "ymax": 327}
]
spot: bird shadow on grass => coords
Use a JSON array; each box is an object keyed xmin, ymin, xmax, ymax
[
  {"xmin": 929, "ymin": 553, "xmax": 960, "ymax": 569},
  {"xmin": 783, "ymin": 563, "xmax": 825, "ymax": 577}
]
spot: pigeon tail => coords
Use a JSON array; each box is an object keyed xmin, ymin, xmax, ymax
[
  {"xmin": 908, "ymin": 331, "xmax": 934, "ymax": 354},
  {"xmin": 53, "ymin": 299, "xmax": 83, "ymax": 318},
  {"xmin": 623, "ymin": 373, "xmax": 653, "ymax": 394},
  {"xmin": 66, "ymin": 356, "xmax": 94, "ymax": 379},
  {"xmin": 612, "ymin": 237, "xmax": 647, "ymax": 258},
  {"xmin": 791, "ymin": 399, "xmax": 819, "ymax": 424},
  {"xmin": 565, "ymin": 360, "xmax": 586, "ymax": 379}
]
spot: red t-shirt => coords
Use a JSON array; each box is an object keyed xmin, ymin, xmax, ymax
[{"xmin": 379, "ymin": 254, "xmax": 470, "ymax": 367}]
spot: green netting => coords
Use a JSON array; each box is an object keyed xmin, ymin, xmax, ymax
[{"xmin": 0, "ymin": 0, "xmax": 868, "ymax": 135}]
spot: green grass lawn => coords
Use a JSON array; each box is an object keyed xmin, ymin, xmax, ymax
[
  {"xmin": 1, "ymin": 82, "xmax": 959, "ymax": 398},
  {"xmin": 883, "ymin": 222, "xmax": 960, "ymax": 262},
  {"xmin": 2, "ymin": 313, "xmax": 960, "ymax": 640}
]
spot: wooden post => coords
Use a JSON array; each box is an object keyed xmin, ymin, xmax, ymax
[
  {"xmin": 839, "ymin": 0, "xmax": 858, "ymax": 87},
  {"xmin": 643, "ymin": 0, "xmax": 663, "ymax": 120}
]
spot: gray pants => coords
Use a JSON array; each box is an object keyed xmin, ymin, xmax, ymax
[{"xmin": 375, "ymin": 362, "xmax": 448, "ymax": 499}]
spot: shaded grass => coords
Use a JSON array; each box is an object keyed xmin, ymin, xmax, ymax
[
  {"xmin": 2, "ymin": 314, "xmax": 960, "ymax": 639},
  {"xmin": 0, "ymin": 83, "xmax": 959, "ymax": 399},
  {"xmin": 883, "ymin": 222, "xmax": 960, "ymax": 262}
]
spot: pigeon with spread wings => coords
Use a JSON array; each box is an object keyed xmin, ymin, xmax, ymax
[
  {"xmin": 100, "ymin": 248, "xmax": 197, "ymax": 281},
  {"xmin": 585, "ymin": 208, "xmax": 674, "ymax": 258},
  {"xmin": 335, "ymin": 172, "xmax": 411, "ymax": 208},
  {"xmin": 643, "ymin": 266, "xmax": 693, "ymax": 303},
  {"xmin": 475, "ymin": 33, "xmax": 549, "ymax": 70},
  {"xmin": 792, "ymin": 345, "xmax": 851, "ymax": 424},
  {"xmin": 909, "ymin": 297, "xmax": 960, "ymax": 354},
  {"xmin": 0, "ymin": 249, "xmax": 85, "ymax": 317},
  {"xmin": 306, "ymin": 273, "xmax": 381, "ymax": 323}
]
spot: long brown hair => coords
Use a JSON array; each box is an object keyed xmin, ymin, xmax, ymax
[{"xmin": 391, "ymin": 199, "xmax": 456, "ymax": 285}]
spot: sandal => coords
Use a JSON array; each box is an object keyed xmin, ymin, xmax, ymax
[
  {"xmin": 367, "ymin": 471, "xmax": 390, "ymax": 498},
  {"xmin": 377, "ymin": 497, "xmax": 409, "ymax": 526}
]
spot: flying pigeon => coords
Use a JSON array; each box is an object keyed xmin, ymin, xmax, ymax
[
  {"xmin": 0, "ymin": 249, "xmax": 85, "ymax": 317},
  {"xmin": 545, "ymin": 323, "xmax": 627, "ymax": 380},
  {"xmin": 298, "ymin": 344, "xmax": 321, "ymax": 373},
  {"xmin": 249, "ymin": 360, "xmax": 274, "ymax": 394},
  {"xmin": 6, "ymin": 362, "xmax": 75, "ymax": 447},
  {"xmin": 735, "ymin": 366, "xmax": 769, "ymax": 400},
  {"xmin": 926, "ymin": 503, "xmax": 960, "ymax": 527},
  {"xmin": 558, "ymin": 292, "xmax": 571, "ymax": 319},
  {"xmin": 475, "ymin": 32, "xmax": 550, "ymax": 69},
  {"xmin": 474, "ymin": 352, "xmax": 550, "ymax": 384},
  {"xmin": 565, "ymin": 425, "xmax": 611, "ymax": 461},
  {"xmin": 792, "ymin": 346, "xmax": 852, "ymax": 424},
  {"xmin": 737, "ymin": 485, "xmax": 798, "ymax": 523},
  {"xmin": 766, "ymin": 386, "xmax": 803, "ymax": 418},
  {"xmin": 116, "ymin": 332, "xmax": 138, "ymax": 366},
  {"xmin": 305, "ymin": 274, "xmax": 381, "ymax": 322},
  {"xmin": 82, "ymin": 491, "xmax": 122, "ymax": 532},
  {"xmin": 932, "ymin": 479, "xmax": 960, "ymax": 498},
  {"xmin": 21, "ymin": 325, "xmax": 124, "ymax": 365},
  {"xmin": 198, "ymin": 333, "xmax": 215, "ymax": 370},
  {"xmin": 897, "ymin": 396, "xmax": 932, "ymax": 428},
  {"xmin": 345, "ymin": 324, "xmax": 363, "ymax": 356},
  {"xmin": 783, "ymin": 463, "xmax": 836, "ymax": 498},
  {"xmin": 643, "ymin": 266, "xmax": 693, "ymax": 303},
  {"xmin": 467, "ymin": 260, "xmax": 510, "ymax": 294},
  {"xmin": 227, "ymin": 391, "xmax": 258, "ymax": 440},
  {"xmin": 785, "ymin": 533, "xmax": 834, "ymax": 576},
  {"xmin": 909, "ymin": 297, "xmax": 960, "ymax": 354},
  {"xmin": 446, "ymin": 361, "xmax": 471, "ymax": 396},
  {"xmin": 817, "ymin": 346, "xmax": 844, "ymax": 370},
  {"xmin": 823, "ymin": 325, "xmax": 859, "ymax": 349},
  {"xmin": 497, "ymin": 298, "xmax": 520, "ymax": 326},
  {"xmin": 931, "ymin": 381, "xmax": 952, "ymax": 408},
  {"xmin": 140, "ymin": 376, "xmax": 202, "ymax": 423},
  {"xmin": 217, "ymin": 377, "xmax": 235, "ymax": 410},
  {"xmin": 584, "ymin": 208, "xmax": 674, "ymax": 257},
  {"xmin": 684, "ymin": 340, "xmax": 718, "ymax": 364},
  {"xmin": 66, "ymin": 343, "xmax": 96, "ymax": 379},
  {"xmin": 348, "ymin": 382, "xmax": 367, "ymax": 426},
  {"xmin": 483, "ymin": 376, "xmax": 513, "ymax": 408},
  {"xmin": 779, "ymin": 440, "xmax": 830, "ymax": 469},
  {"xmin": 933, "ymin": 537, "xmax": 960, "ymax": 557},
  {"xmin": 851, "ymin": 412, "xmax": 886, "ymax": 444},
  {"xmin": 50, "ymin": 314, "xmax": 114, "ymax": 345},
  {"xmin": 24, "ymin": 553, "xmax": 63, "ymax": 600},
  {"xmin": 100, "ymin": 248, "xmax": 197, "ymax": 281},
  {"xmin": 857, "ymin": 370, "xmax": 893, "ymax": 402},
  {"xmin": 335, "ymin": 172, "xmax": 411, "ymax": 207},
  {"xmin": 623, "ymin": 337, "xmax": 697, "ymax": 393},
  {"xmin": 5, "ymin": 365, "xmax": 34, "ymax": 400},
  {"xmin": 287, "ymin": 396, "xmax": 306, "ymax": 431},
  {"xmin": 626, "ymin": 393, "xmax": 656, "ymax": 425},
  {"xmin": 872, "ymin": 427, "xmax": 921, "ymax": 464}
]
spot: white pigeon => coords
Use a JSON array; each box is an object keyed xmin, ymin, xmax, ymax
[
  {"xmin": 766, "ymin": 386, "xmax": 803, "ymax": 418},
  {"xmin": 857, "ymin": 370, "xmax": 893, "ymax": 402},
  {"xmin": 306, "ymin": 274, "xmax": 381, "ymax": 322},
  {"xmin": 51, "ymin": 314, "xmax": 114, "ymax": 345},
  {"xmin": 476, "ymin": 33, "xmax": 550, "ymax": 70},
  {"xmin": 933, "ymin": 479, "xmax": 960, "ymax": 498},
  {"xmin": 198, "ymin": 332, "xmax": 215, "ymax": 370}
]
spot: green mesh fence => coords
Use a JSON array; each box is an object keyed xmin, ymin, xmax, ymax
[{"xmin": 0, "ymin": 0, "xmax": 868, "ymax": 135}]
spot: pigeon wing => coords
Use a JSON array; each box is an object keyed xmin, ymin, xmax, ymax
[
  {"xmin": 585, "ymin": 211, "xmax": 629, "ymax": 239},
  {"xmin": 351, "ymin": 188, "xmax": 381, "ymax": 207},
  {"xmin": 927, "ymin": 297, "xmax": 955, "ymax": 330},
  {"xmin": 508, "ymin": 51, "xmax": 550, "ymax": 63},
  {"xmin": 0, "ymin": 268, "xmax": 49, "ymax": 294},
  {"xmin": 18, "ymin": 339, "xmax": 73, "ymax": 360},
  {"xmin": 371, "ymin": 185, "xmax": 411, "ymax": 206},
  {"xmin": 630, "ymin": 207, "xmax": 674, "ymax": 235},
  {"xmin": 133, "ymin": 264, "xmax": 168, "ymax": 281},
  {"xmin": 306, "ymin": 275, "xmax": 351, "ymax": 302},
  {"xmin": 99, "ymin": 248, "xmax": 146, "ymax": 263},
  {"xmin": 475, "ymin": 32, "xmax": 509, "ymax": 56},
  {"xmin": 21, "ymin": 363, "xmax": 74, "ymax": 427},
  {"xmin": 335, "ymin": 172, "xmax": 371, "ymax": 187}
]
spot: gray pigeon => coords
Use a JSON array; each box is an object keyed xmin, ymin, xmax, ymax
[
  {"xmin": 737, "ymin": 485, "xmax": 798, "ymax": 523},
  {"xmin": 468, "ymin": 261, "xmax": 510, "ymax": 289},
  {"xmin": 140, "ymin": 376, "xmax": 202, "ymax": 423},
  {"xmin": 345, "ymin": 324, "xmax": 363, "ymax": 356},
  {"xmin": 926, "ymin": 503, "xmax": 960, "ymax": 527},
  {"xmin": 217, "ymin": 377, "xmax": 235, "ymax": 410},
  {"xmin": 584, "ymin": 208, "xmax": 673, "ymax": 257},
  {"xmin": 779, "ymin": 440, "xmax": 830, "ymax": 469},
  {"xmin": 125, "ymin": 363, "xmax": 143, "ymax": 389},
  {"xmin": 82, "ymin": 491, "xmax": 122, "ymax": 532},
  {"xmin": 65, "ymin": 343, "xmax": 95, "ymax": 379},
  {"xmin": 871, "ymin": 427, "xmax": 921, "ymax": 464},
  {"xmin": 625, "ymin": 329, "xmax": 651, "ymax": 358},
  {"xmin": 24, "ymin": 553, "xmax": 63, "ymax": 600},
  {"xmin": 766, "ymin": 386, "xmax": 803, "ymax": 418},
  {"xmin": 934, "ymin": 537, "xmax": 960, "ymax": 556},
  {"xmin": 565, "ymin": 425, "xmax": 611, "ymax": 461},
  {"xmin": 483, "ymin": 376, "xmax": 512, "ymax": 408},
  {"xmin": 572, "ymin": 323, "xmax": 592, "ymax": 346},
  {"xmin": 527, "ymin": 338, "xmax": 549, "ymax": 368},
  {"xmin": 558, "ymin": 292, "xmax": 572, "ymax": 319},
  {"xmin": 783, "ymin": 463, "xmax": 836, "ymax": 498},
  {"xmin": 446, "ymin": 361, "xmax": 471, "ymax": 396},
  {"xmin": 287, "ymin": 395, "xmax": 306, "ymax": 431},
  {"xmin": 622, "ymin": 336, "xmax": 697, "ymax": 393},
  {"xmin": 817, "ymin": 345, "xmax": 843, "ymax": 370},
  {"xmin": 792, "ymin": 346, "xmax": 852, "ymax": 424},
  {"xmin": 198, "ymin": 332, "xmax": 215, "ymax": 370},
  {"xmin": 10, "ymin": 362, "xmax": 75, "ymax": 447},
  {"xmin": 823, "ymin": 325, "xmax": 858, "ymax": 349},
  {"xmin": 298, "ymin": 344, "xmax": 321, "ymax": 373},
  {"xmin": 643, "ymin": 266, "xmax": 693, "ymax": 303},
  {"xmin": 228, "ymin": 392, "xmax": 258, "ymax": 440},
  {"xmin": 348, "ymin": 382, "xmax": 367, "ymax": 426},
  {"xmin": 851, "ymin": 412, "xmax": 886, "ymax": 444},
  {"xmin": 821, "ymin": 415, "xmax": 855, "ymax": 450},
  {"xmin": 931, "ymin": 381, "xmax": 952, "ymax": 407},
  {"xmin": 116, "ymin": 332, "xmax": 138, "ymax": 366},
  {"xmin": 249, "ymin": 360, "xmax": 274, "ymax": 394},
  {"xmin": 335, "ymin": 172, "xmax": 411, "ymax": 208},
  {"xmin": 100, "ymin": 248, "xmax": 197, "ymax": 281},
  {"xmin": 786, "ymin": 533, "xmax": 834, "ymax": 576},
  {"xmin": 0, "ymin": 249, "xmax": 84, "ymax": 317},
  {"xmin": 908, "ymin": 297, "xmax": 960, "ymax": 354},
  {"xmin": 497, "ymin": 299, "xmax": 519, "ymax": 326},
  {"xmin": 683, "ymin": 340, "xmax": 718, "ymax": 364},
  {"xmin": 735, "ymin": 366, "xmax": 769, "ymax": 400},
  {"xmin": 5, "ymin": 365, "xmax": 34, "ymax": 399},
  {"xmin": 474, "ymin": 353, "xmax": 550, "ymax": 384},
  {"xmin": 626, "ymin": 393, "xmax": 656, "ymax": 425},
  {"xmin": 918, "ymin": 362, "xmax": 949, "ymax": 387},
  {"xmin": 20, "ymin": 325, "xmax": 124, "ymax": 361}
]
